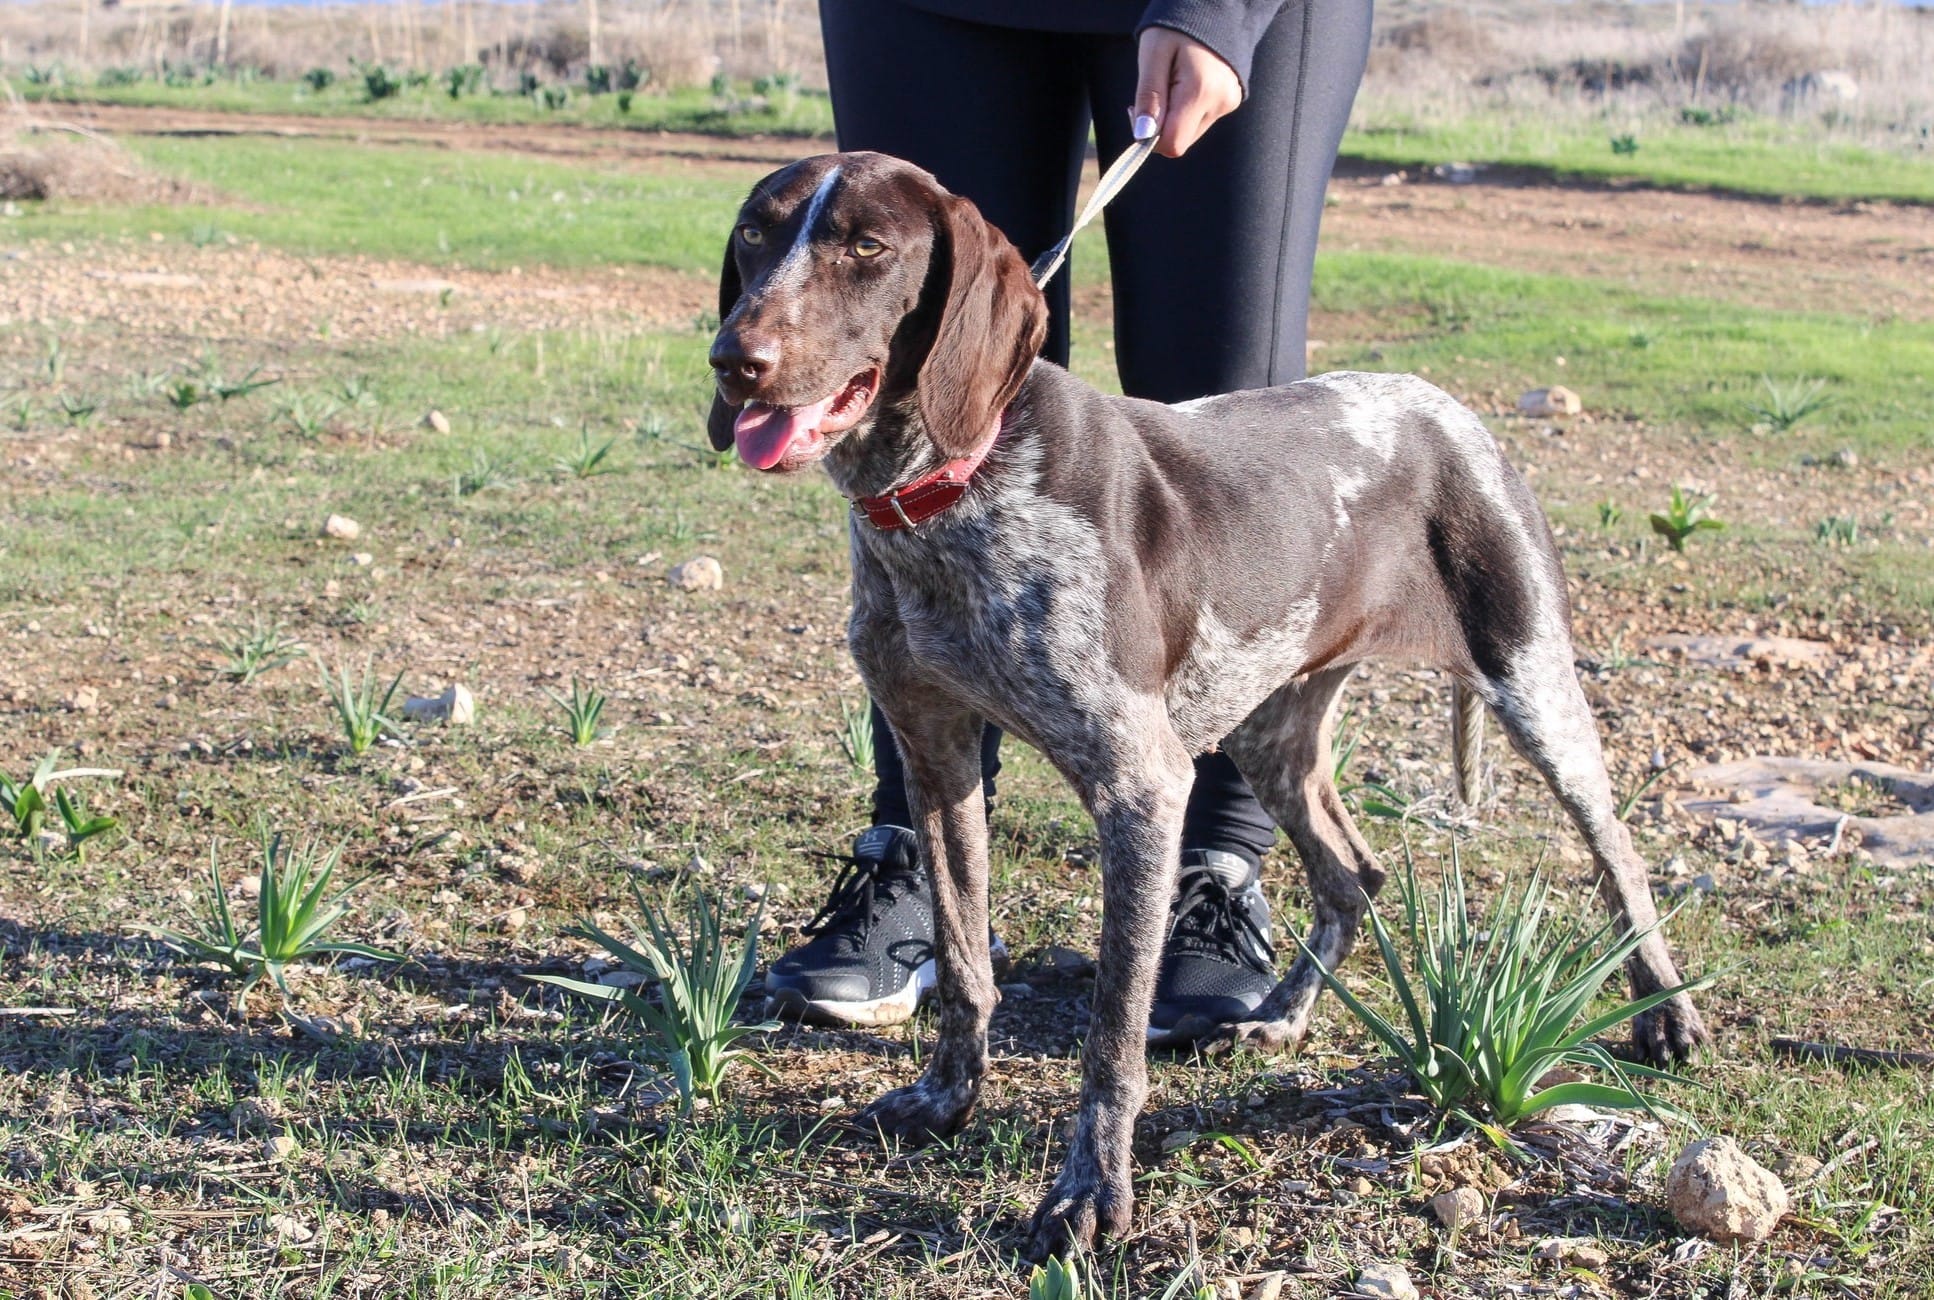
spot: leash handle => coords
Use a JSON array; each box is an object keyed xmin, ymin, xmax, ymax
[{"xmin": 1029, "ymin": 134, "xmax": 1157, "ymax": 290}]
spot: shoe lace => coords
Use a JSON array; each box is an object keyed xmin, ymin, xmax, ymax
[
  {"xmin": 1166, "ymin": 865, "xmax": 1275, "ymax": 975},
  {"xmin": 798, "ymin": 851, "xmax": 917, "ymax": 942}
]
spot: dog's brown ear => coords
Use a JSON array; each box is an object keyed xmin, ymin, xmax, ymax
[
  {"xmin": 916, "ymin": 194, "xmax": 1048, "ymax": 457},
  {"xmin": 705, "ymin": 239, "xmax": 745, "ymax": 452}
]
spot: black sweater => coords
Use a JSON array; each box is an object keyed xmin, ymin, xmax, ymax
[{"xmin": 892, "ymin": 0, "xmax": 1291, "ymax": 97}]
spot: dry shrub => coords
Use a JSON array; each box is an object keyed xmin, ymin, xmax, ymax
[
  {"xmin": 1672, "ymin": 20, "xmax": 1826, "ymax": 98},
  {"xmin": 0, "ymin": 110, "xmax": 196, "ymax": 203}
]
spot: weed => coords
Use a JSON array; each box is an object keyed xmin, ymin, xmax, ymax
[
  {"xmin": 1746, "ymin": 375, "xmax": 1833, "ymax": 433},
  {"xmin": 2, "ymin": 751, "xmax": 122, "ymax": 857},
  {"xmin": 280, "ymin": 392, "xmax": 342, "ymax": 439},
  {"xmin": 1027, "ymin": 1246, "xmax": 1215, "ymax": 1300},
  {"xmin": 454, "ymin": 448, "xmax": 518, "ymax": 497},
  {"xmin": 165, "ymin": 379, "xmax": 208, "ymax": 411},
  {"xmin": 320, "ymin": 657, "xmax": 405, "ymax": 754},
  {"xmin": 585, "ymin": 65, "xmax": 613, "ymax": 95},
  {"xmin": 1679, "ymin": 105, "xmax": 1738, "ymax": 127},
  {"xmin": 213, "ymin": 366, "xmax": 278, "ymax": 402},
  {"xmin": 541, "ymin": 87, "xmax": 571, "ymax": 111},
  {"xmin": 148, "ymin": 831, "xmax": 399, "ymax": 1005},
  {"xmin": 302, "ymin": 67, "xmax": 336, "ymax": 93},
  {"xmin": 8, "ymin": 396, "xmax": 34, "ymax": 431},
  {"xmin": 553, "ymin": 429, "xmax": 617, "ymax": 479},
  {"xmin": 1815, "ymin": 514, "xmax": 1861, "ymax": 546},
  {"xmin": 444, "ymin": 65, "xmax": 485, "ymax": 99},
  {"xmin": 57, "ymin": 393, "xmax": 98, "ymax": 427},
  {"xmin": 42, "ymin": 336, "xmax": 66, "ymax": 384},
  {"xmin": 1610, "ymin": 134, "xmax": 1640, "ymax": 155},
  {"xmin": 1616, "ymin": 759, "xmax": 1681, "ymax": 820},
  {"xmin": 617, "ymin": 91, "xmax": 634, "ymax": 115},
  {"xmin": 337, "ymin": 375, "xmax": 378, "ymax": 409},
  {"xmin": 210, "ymin": 615, "xmax": 306, "ymax": 684},
  {"xmin": 531, "ymin": 884, "xmax": 779, "ymax": 1113},
  {"xmin": 1330, "ymin": 706, "xmax": 1411, "ymax": 820},
  {"xmin": 546, "ymin": 679, "xmax": 609, "ymax": 745},
  {"xmin": 1307, "ymin": 843, "xmax": 1712, "ymax": 1132},
  {"xmin": 1649, "ymin": 485, "xmax": 1724, "ymax": 553},
  {"xmin": 1597, "ymin": 499, "xmax": 1624, "ymax": 529},
  {"xmin": 836, "ymin": 694, "xmax": 875, "ymax": 770},
  {"xmin": 358, "ymin": 63, "xmax": 404, "ymax": 102},
  {"xmin": 187, "ymin": 223, "xmax": 228, "ymax": 248}
]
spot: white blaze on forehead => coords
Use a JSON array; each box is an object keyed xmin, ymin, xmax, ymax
[{"xmin": 767, "ymin": 163, "xmax": 842, "ymax": 294}]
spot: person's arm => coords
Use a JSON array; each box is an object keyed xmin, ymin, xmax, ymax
[{"xmin": 1132, "ymin": 0, "xmax": 1287, "ymax": 157}]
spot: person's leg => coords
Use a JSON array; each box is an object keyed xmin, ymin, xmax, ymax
[
  {"xmin": 768, "ymin": 0, "xmax": 1090, "ymax": 1026},
  {"xmin": 1080, "ymin": 0, "xmax": 1374, "ymax": 1042}
]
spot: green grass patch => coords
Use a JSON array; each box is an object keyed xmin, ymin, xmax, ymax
[{"xmin": 1342, "ymin": 111, "xmax": 1934, "ymax": 205}]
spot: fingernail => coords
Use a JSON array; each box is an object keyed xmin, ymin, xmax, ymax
[{"xmin": 1133, "ymin": 113, "xmax": 1158, "ymax": 141}]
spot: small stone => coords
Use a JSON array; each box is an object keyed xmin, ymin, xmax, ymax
[
  {"xmin": 1518, "ymin": 385, "xmax": 1583, "ymax": 418},
  {"xmin": 1667, "ymin": 1136, "xmax": 1789, "ymax": 1244},
  {"xmin": 402, "ymin": 684, "xmax": 475, "ymax": 725},
  {"xmin": 1430, "ymin": 1186, "xmax": 1486, "ymax": 1230},
  {"xmin": 667, "ymin": 556, "xmax": 724, "ymax": 591},
  {"xmin": 66, "ymin": 686, "xmax": 100, "ymax": 712},
  {"xmin": 1349, "ymin": 1176, "xmax": 1374, "ymax": 1196},
  {"xmin": 1769, "ymin": 1151, "xmax": 1824, "ymax": 1182},
  {"xmin": 1568, "ymin": 1243, "xmax": 1611, "ymax": 1271},
  {"xmin": 1042, "ymin": 945, "xmax": 1095, "ymax": 977},
  {"xmin": 80, "ymin": 1208, "xmax": 132, "ymax": 1237},
  {"xmin": 1829, "ymin": 447, "xmax": 1858, "ymax": 469},
  {"xmin": 1161, "ymin": 1130, "xmax": 1200, "ymax": 1154},
  {"xmin": 350, "ymin": 552, "xmax": 373, "ymax": 567},
  {"xmin": 1355, "ymin": 1262, "xmax": 1419, "ymax": 1300},
  {"xmin": 264, "ymin": 1134, "xmax": 300, "ymax": 1161},
  {"xmin": 743, "ymin": 883, "xmax": 767, "ymax": 902},
  {"xmin": 322, "ymin": 514, "xmax": 361, "ymax": 541},
  {"xmin": 150, "ymin": 431, "xmax": 173, "ymax": 450},
  {"xmin": 265, "ymin": 1212, "xmax": 314, "ymax": 1244},
  {"xmin": 999, "ymin": 981, "xmax": 1034, "ymax": 1001},
  {"xmin": 500, "ymin": 907, "xmax": 528, "ymax": 933},
  {"xmin": 425, "ymin": 409, "xmax": 451, "ymax": 434}
]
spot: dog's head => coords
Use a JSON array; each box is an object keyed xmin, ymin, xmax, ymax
[{"xmin": 707, "ymin": 152, "xmax": 1047, "ymax": 474}]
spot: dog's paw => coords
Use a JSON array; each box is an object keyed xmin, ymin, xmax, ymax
[
  {"xmin": 1022, "ymin": 1167, "xmax": 1133, "ymax": 1262},
  {"xmin": 856, "ymin": 1080, "xmax": 974, "ymax": 1145},
  {"xmin": 1633, "ymin": 993, "xmax": 1710, "ymax": 1066},
  {"xmin": 1197, "ymin": 1016, "xmax": 1305, "ymax": 1057}
]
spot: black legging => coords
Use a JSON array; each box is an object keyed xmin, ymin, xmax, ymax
[{"xmin": 825, "ymin": 0, "xmax": 1373, "ymax": 863}]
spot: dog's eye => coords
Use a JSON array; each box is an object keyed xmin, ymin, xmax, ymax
[
  {"xmin": 738, "ymin": 225, "xmax": 765, "ymax": 247},
  {"xmin": 851, "ymin": 237, "xmax": 885, "ymax": 259}
]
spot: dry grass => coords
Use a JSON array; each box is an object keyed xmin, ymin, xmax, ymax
[
  {"xmin": 0, "ymin": 95, "xmax": 192, "ymax": 202},
  {"xmin": 1364, "ymin": 0, "xmax": 1934, "ymax": 147}
]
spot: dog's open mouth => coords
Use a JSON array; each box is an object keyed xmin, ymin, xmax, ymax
[{"xmin": 732, "ymin": 369, "xmax": 879, "ymax": 471}]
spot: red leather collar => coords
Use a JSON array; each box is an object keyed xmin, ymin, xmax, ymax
[{"xmin": 853, "ymin": 416, "xmax": 1002, "ymax": 531}]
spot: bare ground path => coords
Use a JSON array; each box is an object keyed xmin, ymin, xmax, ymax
[{"xmin": 37, "ymin": 102, "xmax": 1934, "ymax": 322}]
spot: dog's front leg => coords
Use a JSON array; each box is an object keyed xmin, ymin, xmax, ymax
[
  {"xmin": 1024, "ymin": 727, "xmax": 1192, "ymax": 1261},
  {"xmin": 855, "ymin": 698, "xmax": 998, "ymax": 1143}
]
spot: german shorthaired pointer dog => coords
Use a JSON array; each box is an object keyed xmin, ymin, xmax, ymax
[{"xmin": 706, "ymin": 151, "xmax": 1708, "ymax": 1259}]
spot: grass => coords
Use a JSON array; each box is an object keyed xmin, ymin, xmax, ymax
[
  {"xmin": 1, "ymin": 128, "xmax": 1931, "ymax": 1297},
  {"xmin": 1340, "ymin": 109, "xmax": 1934, "ymax": 205}
]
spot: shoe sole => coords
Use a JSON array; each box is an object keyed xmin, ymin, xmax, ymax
[
  {"xmin": 765, "ymin": 938, "xmax": 1010, "ymax": 1029},
  {"xmin": 1144, "ymin": 1012, "xmax": 1219, "ymax": 1049}
]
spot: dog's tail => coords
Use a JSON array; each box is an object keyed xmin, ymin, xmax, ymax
[{"xmin": 1451, "ymin": 682, "xmax": 1485, "ymax": 809}]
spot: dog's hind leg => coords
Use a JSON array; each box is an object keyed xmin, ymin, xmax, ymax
[
  {"xmin": 1476, "ymin": 637, "xmax": 1711, "ymax": 1064},
  {"xmin": 1208, "ymin": 665, "xmax": 1384, "ymax": 1055},
  {"xmin": 855, "ymin": 697, "xmax": 1001, "ymax": 1143}
]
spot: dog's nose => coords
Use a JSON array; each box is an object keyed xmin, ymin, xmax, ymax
[{"xmin": 710, "ymin": 330, "xmax": 780, "ymax": 387}]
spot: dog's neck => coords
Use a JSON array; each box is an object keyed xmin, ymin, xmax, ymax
[{"xmin": 824, "ymin": 392, "xmax": 1000, "ymax": 504}]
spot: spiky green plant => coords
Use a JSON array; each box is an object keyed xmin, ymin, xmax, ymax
[
  {"xmin": 211, "ymin": 615, "xmax": 306, "ymax": 684},
  {"xmin": 149, "ymin": 832, "xmax": 399, "ymax": 1005},
  {"xmin": 1307, "ymin": 844, "xmax": 1713, "ymax": 1132},
  {"xmin": 1648, "ymin": 486, "xmax": 1724, "ymax": 554},
  {"xmin": 321, "ymin": 657, "xmax": 405, "ymax": 754},
  {"xmin": 2, "ymin": 751, "xmax": 121, "ymax": 854},
  {"xmin": 1746, "ymin": 375, "xmax": 1832, "ymax": 434},
  {"xmin": 553, "ymin": 429, "xmax": 617, "ymax": 479},
  {"xmin": 836, "ymin": 694, "xmax": 875, "ymax": 770},
  {"xmin": 531, "ymin": 884, "xmax": 779, "ymax": 1113},
  {"xmin": 546, "ymin": 678, "xmax": 608, "ymax": 745}
]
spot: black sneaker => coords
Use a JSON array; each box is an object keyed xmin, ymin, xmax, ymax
[
  {"xmin": 1146, "ymin": 849, "xmax": 1279, "ymax": 1047},
  {"xmin": 766, "ymin": 826, "xmax": 953, "ymax": 1028}
]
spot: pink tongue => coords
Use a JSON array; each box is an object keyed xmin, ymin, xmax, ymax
[{"xmin": 734, "ymin": 398, "xmax": 833, "ymax": 470}]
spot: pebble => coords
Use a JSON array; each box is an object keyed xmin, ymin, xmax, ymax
[
  {"xmin": 1518, "ymin": 385, "xmax": 1583, "ymax": 418},
  {"xmin": 1667, "ymin": 1136, "xmax": 1790, "ymax": 1244},
  {"xmin": 66, "ymin": 686, "xmax": 100, "ymax": 712},
  {"xmin": 1430, "ymin": 1185, "xmax": 1486, "ymax": 1230},
  {"xmin": 322, "ymin": 513, "xmax": 361, "ymax": 540},
  {"xmin": 402, "ymin": 684, "xmax": 475, "ymax": 725},
  {"xmin": 1355, "ymin": 1262, "xmax": 1419, "ymax": 1300},
  {"xmin": 424, "ymin": 409, "xmax": 451, "ymax": 434},
  {"xmin": 667, "ymin": 556, "xmax": 724, "ymax": 591},
  {"xmin": 264, "ymin": 1134, "xmax": 300, "ymax": 1162}
]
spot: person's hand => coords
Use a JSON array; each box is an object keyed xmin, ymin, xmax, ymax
[{"xmin": 1131, "ymin": 28, "xmax": 1242, "ymax": 158}]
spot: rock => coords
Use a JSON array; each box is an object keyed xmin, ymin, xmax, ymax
[
  {"xmin": 264, "ymin": 1134, "xmax": 300, "ymax": 1162},
  {"xmin": 1666, "ymin": 1136, "xmax": 1789, "ymax": 1244},
  {"xmin": 1430, "ymin": 1186, "xmax": 1487, "ymax": 1230},
  {"xmin": 1829, "ymin": 447, "xmax": 1858, "ymax": 469},
  {"xmin": 350, "ymin": 552, "xmax": 373, "ymax": 567},
  {"xmin": 402, "ymin": 684, "xmax": 475, "ymax": 725},
  {"xmin": 1432, "ymin": 161, "xmax": 1479, "ymax": 184},
  {"xmin": 1041, "ymin": 945, "xmax": 1095, "ymax": 977},
  {"xmin": 1161, "ymin": 1129, "xmax": 1200, "ymax": 1154},
  {"xmin": 65, "ymin": 686, "xmax": 100, "ymax": 712},
  {"xmin": 1518, "ymin": 385, "xmax": 1583, "ymax": 418},
  {"xmin": 321, "ymin": 513, "xmax": 361, "ymax": 541},
  {"xmin": 667, "ymin": 556, "xmax": 724, "ymax": 591},
  {"xmin": 500, "ymin": 907, "xmax": 528, "ymax": 933},
  {"xmin": 1355, "ymin": 1262, "xmax": 1418, "ymax": 1300},
  {"xmin": 1769, "ymin": 1151, "xmax": 1824, "ymax": 1183},
  {"xmin": 424, "ymin": 409, "xmax": 451, "ymax": 434}
]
